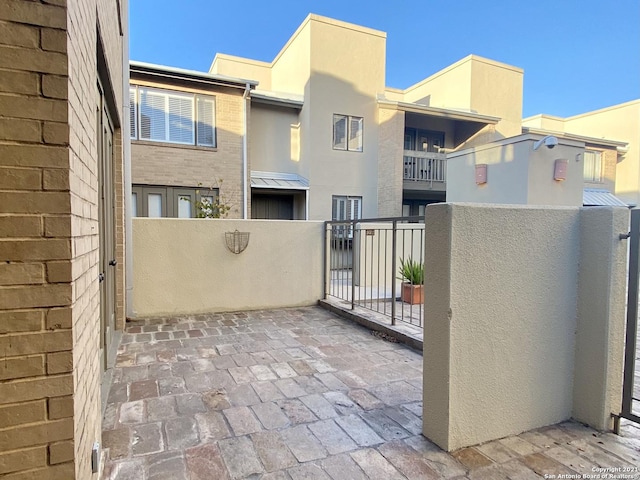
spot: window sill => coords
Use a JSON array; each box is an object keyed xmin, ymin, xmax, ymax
[
  {"xmin": 132, "ymin": 139, "xmax": 218, "ymax": 152},
  {"xmin": 332, "ymin": 148, "xmax": 364, "ymax": 153}
]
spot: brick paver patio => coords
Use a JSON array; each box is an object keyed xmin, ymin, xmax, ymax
[{"xmin": 102, "ymin": 306, "xmax": 640, "ymax": 479}]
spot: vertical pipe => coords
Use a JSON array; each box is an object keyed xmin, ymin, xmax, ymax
[
  {"xmin": 122, "ymin": 0, "xmax": 134, "ymax": 319},
  {"xmin": 322, "ymin": 221, "xmax": 328, "ymax": 299},
  {"xmin": 242, "ymin": 83, "xmax": 250, "ymax": 219},
  {"xmin": 351, "ymin": 219, "xmax": 356, "ymax": 310},
  {"xmin": 391, "ymin": 219, "xmax": 397, "ymax": 325},
  {"xmin": 622, "ymin": 209, "xmax": 640, "ymax": 417}
]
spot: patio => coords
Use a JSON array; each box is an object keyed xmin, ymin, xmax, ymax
[{"xmin": 102, "ymin": 306, "xmax": 640, "ymax": 479}]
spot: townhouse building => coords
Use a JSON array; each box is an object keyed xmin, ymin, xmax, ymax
[{"xmin": 129, "ymin": 14, "xmax": 636, "ymax": 220}]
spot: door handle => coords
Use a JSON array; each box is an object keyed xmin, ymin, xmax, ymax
[
  {"xmin": 108, "ymin": 259, "xmax": 117, "ymax": 266},
  {"xmin": 99, "ymin": 273, "xmax": 105, "ymax": 282}
]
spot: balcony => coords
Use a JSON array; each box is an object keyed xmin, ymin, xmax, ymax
[{"xmin": 403, "ymin": 150, "xmax": 446, "ymax": 191}]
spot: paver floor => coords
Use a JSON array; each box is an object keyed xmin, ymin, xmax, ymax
[{"xmin": 102, "ymin": 306, "xmax": 640, "ymax": 479}]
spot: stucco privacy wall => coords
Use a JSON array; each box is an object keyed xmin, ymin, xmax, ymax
[
  {"xmin": 133, "ymin": 219, "xmax": 324, "ymax": 316},
  {"xmin": 574, "ymin": 207, "xmax": 628, "ymax": 430},
  {"xmin": 422, "ymin": 203, "xmax": 628, "ymax": 451}
]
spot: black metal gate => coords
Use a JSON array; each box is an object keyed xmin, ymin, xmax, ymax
[{"xmin": 620, "ymin": 209, "xmax": 640, "ymax": 426}]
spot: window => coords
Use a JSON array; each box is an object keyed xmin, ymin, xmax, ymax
[
  {"xmin": 332, "ymin": 195, "xmax": 362, "ymax": 239},
  {"xmin": 332, "ymin": 195, "xmax": 362, "ymax": 222},
  {"xmin": 131, "ymin": 185, "xmax": 218, "ymax": 218},
  {"xmin": 333, "ymin": 114, "xmax": 363, "ymax": 152},
  {"xmin": 130, "ymin": 86, "xmax": 216, "ymax": 147},
  {"xmin": 129, "ymin": 88, "xmax": 137, "ymax": 138},
  {"xmin": 584, "ymin": 150, "xmax": 603, "ymax": 182}
]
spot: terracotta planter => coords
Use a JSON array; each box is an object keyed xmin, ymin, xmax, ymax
[{"xmin": 401, "ymin": 283, "xmax": 424, "ymax": 305}]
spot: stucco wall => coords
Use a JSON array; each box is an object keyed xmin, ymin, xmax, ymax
[
  {"xmin": 304, "ymin": 17, "xmax": 386, "ymax": 220},
  {"xmin": 447, "ymin": 136, "xmax": 584, "ymax": 206},
  {"xmin": 250, "ymin": 104, "xmax": 301, "ymax": 174},
  {"xmin": 574, "ymin": 207, "xmax": 628, "ymax": 430},
  {"xmin": 422, "ymin": 203, "xmax": 628, "ymax": 451},
  {"xmin": 132, "ymin": 219, "xmax": 324, "ymax": 316},
  {"xmin": 564, "ymin": 101, "xmax": 640, "ymax": 206}
]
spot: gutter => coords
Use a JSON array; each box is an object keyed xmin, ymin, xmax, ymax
[
  {"xmin": 122, "ymin": 0, "xmax": 135, "ymax": 318},
  {"xmin": 242, "ymin": 83, "xmax": 250, "ymax": 219}
]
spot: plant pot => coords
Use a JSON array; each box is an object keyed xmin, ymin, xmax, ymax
[{"xmin": 401, "ymin": 283, "xmax": 424, "ymax": 305}]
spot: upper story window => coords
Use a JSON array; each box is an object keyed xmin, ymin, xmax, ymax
[
  {"xmin": 129, "ymin": 86, "xmax": 216, "ymax": 147},
  {"xmin": 333, "ymin": 114, "xmax": 363, "ymax": 152},
  {"xmin": 583, "ymin": 150, "xmax": 603, "ymax": 182}
]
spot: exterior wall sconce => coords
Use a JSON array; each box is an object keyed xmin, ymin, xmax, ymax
[
  {"xmin": 475, "ymin": 164, "xmax": 488, "ymax": 184},
  {"xmin": 225, "ymin": 230, "xmax": 250, "ymax": 254},
  {"xmin": 554, "ymin": 159, "xmax": 568, "ymax": 181}
]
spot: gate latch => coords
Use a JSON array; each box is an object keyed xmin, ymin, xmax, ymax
[{"xmin": 620, "ymin": 232, "xmax": 631, "ymax": 240}]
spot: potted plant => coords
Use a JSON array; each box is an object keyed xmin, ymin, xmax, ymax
[{"xmin": 398, "ymin": 257, "xmax": 424, "ymax": 305}]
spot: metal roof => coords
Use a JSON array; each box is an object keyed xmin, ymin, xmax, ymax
[
  {"xmin": 251, "ymin": 90, "xmax": 304, "ymax": 108},
  {"xmin": 251, "ymin": 171, "xmax": 309, "ymax": 190},
  {"xmin": 129, "ymin": 61, "xmax": 258, "ymax": 88},
  {"xmin": 583, "ymin": 188, "xmax": 629, "ymax": 207}
]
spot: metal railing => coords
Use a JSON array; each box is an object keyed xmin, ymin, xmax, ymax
[
  {"xmin": 324, "ymin": 216, "xmax": 425, "ymax": 328},
  {"xmin": 403, "ymin": 150, "xmax": 446, "ymax": 184}
]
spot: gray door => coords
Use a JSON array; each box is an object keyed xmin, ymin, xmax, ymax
[{"xmin": 98, "ymin": 80, "xmax": 117, "ymax": 372}]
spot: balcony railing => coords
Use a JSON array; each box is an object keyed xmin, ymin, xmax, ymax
[{"xmin": 403, "ymin": 150, "xmax": 446, "ymax": 184}]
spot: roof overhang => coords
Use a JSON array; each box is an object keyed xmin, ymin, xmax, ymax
[
  {"xmin": 251, "ymin": 90, "xmax": 304, "ymax": 109},
  {"xmin": 378, "ymin": 99, "xmax": 500, "ymax": 125},
  {"xmin": 130, "ymin": 61, "xmax": 258, "ymax": 90},
  {"xmin": 251, "ymin": 171, "xmax": 309, "ymax": 190},
  {"xmin": 583, "ymin": 189, "xmax": 630, "ymax": 207},
  {"xmin": 522, "ymin": 126, "xmax": 628, "ymax": 150}
]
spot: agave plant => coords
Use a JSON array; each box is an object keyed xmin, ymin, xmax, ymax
[{"xmin": 398, "ymin": 257, "xmax": 424, "ymax": 285}]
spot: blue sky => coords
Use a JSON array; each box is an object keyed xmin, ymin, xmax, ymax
[{"xmin": 130, "ymin": 0, "xmax": 639, "ymax": 118}]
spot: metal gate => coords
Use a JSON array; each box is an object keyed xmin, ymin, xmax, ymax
[{"xmin": 620, "ymin": 209, "xmax": 640, "ymax": 426}]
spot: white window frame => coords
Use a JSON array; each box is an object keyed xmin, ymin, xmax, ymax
[
  {"xmin": 333, "ymin": 114, "xmax": 363, "ymax": 152},
  {"xmin": 583, "ymin": 149, "xmax": 604, "ymax": 182},
  {"xmin": 130, "ymin": 85, "xmax": 216, "ymax": 148},
  {"xmin": 332, "ymin": 195, "xmax": 362, "ymax": 239}
]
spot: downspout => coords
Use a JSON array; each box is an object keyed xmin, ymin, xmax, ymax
[
  {"xmin": 122, "ymin": 0, "xmax": 134, "ymax": 318},
  {"xmin": 242, "ymin": 83, "xmax": 250, "ymax": 219}
]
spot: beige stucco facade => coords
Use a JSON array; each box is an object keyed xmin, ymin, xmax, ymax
[
  {"xmin": 134, "ymin": 14, "xmax": 637, "ymax": 219},
  {"xmin": 524, "ymin": 100, "xmax": 639, "ymax": 205},
  {"xmin": 0, "ymin": 0, "xmax": 128, "ymax": 478},
  {"xmin": 402, "ymin": 55, "xmax": 523, "ymax": 144},
  {"xmin": 447, "ymin": 135, "xmax": 586, "ymax": 206},
  {"xmin": 210, "ymin": 15, "xmax": 521, "ymax": 220}
]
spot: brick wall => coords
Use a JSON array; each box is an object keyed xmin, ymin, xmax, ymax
[
  {"xmin": 377, "ymin": 108, "xmax": 404, "ymax": 217},
  {"xmin": 583, "ymin": 146, "xmax": 617, "ymax": 193},
  {"xmin": 0, "ymin": 0, "xmax": 125, "ymax": 478},
  {"xmin": 0, "ymin": 1, "xmax": 75, "ymax": 477},
  {"xmin": 67, "ymin": 0, "xmax": 124, "ymax": 477},
  {"xmin": 131, "ymin": 81, "xmax": 246, "ymax": 218}
]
